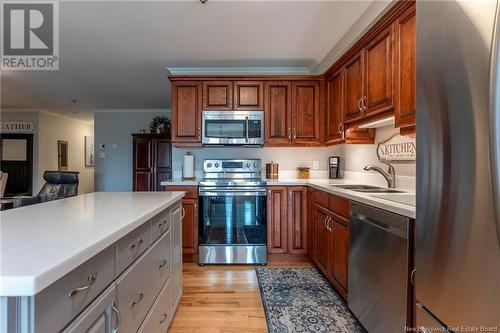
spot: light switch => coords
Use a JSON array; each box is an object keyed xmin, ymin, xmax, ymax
[
  {"xmin": 99, "ymin": 152, "xmax": 106, "ymax": 158},
  {"xmin": 98, "ymin": 143, "xmax": 105, "ymax": 150},
  {"xmin": 313, "ymin": 161, "xmax": 319, "ymax": 170},
  {"xmin": 112, "ymin": 143, "xmax": 119, "ymax": 149}
]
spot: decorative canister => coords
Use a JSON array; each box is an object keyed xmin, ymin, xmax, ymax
[
  {"xmin": 266, "ymin": 162, "xmax": 279, "ymax": 179},
  {"xmin": 297, "ymin": 167, "xmax": 310, "ymax": 179}
]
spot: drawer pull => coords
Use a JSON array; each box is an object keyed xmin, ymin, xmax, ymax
[
  {"xmin": 111, "ymin": 301, "xmax": 121, "ymax": 333},
  {"xmin": 158, "ymin": 220, "xmax": 168, "ymax": 229},
  {"xmin": 181, "ymin": 207, "xmax": 186, "ymax": 220},
  {"xmin": 159, "ymin": 313, "xmax": 168, "ymax": 325},
  {"xmin": 159, "ymin": 259, "xmax": 167, "ymax": 270},
  {"xmin": 129, "ymin": 238, "xmax": 144, "ymax": 250},
  {"xmin": 130, "ymin": 290, "xmax": 144, "ymax": 308},
  {"xmin": 68, "ymin": 272, "xmax": 97, "ymax": 297}
]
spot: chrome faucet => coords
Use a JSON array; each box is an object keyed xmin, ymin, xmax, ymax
[{"xmin": 363, "ymin": 162, "xmax": 396, "ymax": 188}]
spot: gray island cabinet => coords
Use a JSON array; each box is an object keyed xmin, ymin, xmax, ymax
[{"xmin": 0, "ymin": 192, "xmax": 185, "ymax": 333}]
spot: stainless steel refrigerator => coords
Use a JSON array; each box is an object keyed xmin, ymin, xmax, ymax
[{"xmin": 417, "ymin": 0, "xmax": 500, "ymax": 331}]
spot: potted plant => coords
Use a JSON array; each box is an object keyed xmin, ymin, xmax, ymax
[{"xmin": 149, "ymin": 115, "xmax": 171, "ymax": 135}]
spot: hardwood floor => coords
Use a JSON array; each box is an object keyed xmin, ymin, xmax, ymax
[{"xmin": 168, "ymin": 262, "xmax": 313, "ymax": 333}]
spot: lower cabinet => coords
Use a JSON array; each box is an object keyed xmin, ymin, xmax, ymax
[
  {"xmin": 330, "ymin": 214, "xmax": 349, "ymax": 298},
  {"xmin": 313, "ymin": 204, "xmax": 331, "ymax": 273},
  {"xmin": 171, "ymin": 204, "xmax": 183, "ymax": 310},
  {"xmin": 267, "ymin": 186, "xmax": 308, "ymax": 255}
]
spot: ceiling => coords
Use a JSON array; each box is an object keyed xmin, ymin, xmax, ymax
[{"xmin": 1, "ymin": 0, "xmax": 374, "ymax": 121}]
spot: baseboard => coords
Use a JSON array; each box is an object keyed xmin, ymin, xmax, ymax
[{"xmin": 268, "ymin": 253, "xmax": 312, "ymax": 263}]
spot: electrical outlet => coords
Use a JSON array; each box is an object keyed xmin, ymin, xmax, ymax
[{"xmin": 313, "ymin": 161, "xmax": 319, "ymax": 170}]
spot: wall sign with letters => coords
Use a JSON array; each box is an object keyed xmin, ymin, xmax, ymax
[
  {"xmin": 0, "ymin": 121, "xmax": 34, "ymax": 133},
  {"xmin": 377, "ymin": 134, "xmax": 416, "ymax": 162}
]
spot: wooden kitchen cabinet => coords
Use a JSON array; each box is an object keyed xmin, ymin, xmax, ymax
[
  {"xmin": 233, "ymin": 81, "xmax": 264, "ymax": 110},
  {"xmin": 344, "ymin": 52, "xmax": 365, "ymax": 122},
  {"xmin": 330, "ymin": 214, "xmax": 349, "ymax": 299},
  {"xmin": 287, "ymin": 186, "xmax": 308, "ymax": 255},
  {"xmin": 394, "ymin": 3, "xmax": 416, "ymax": 131},
  {"xmin": 171, "ymin": 81, "xmax": 202, "ymax": 145},
  {"xmin": 307, "ymin": 187, "xmax": 315, "ymax": 258},
  {"xmin": 267, "ymin": 186, "xmax": 288, "ymax": 254},
  {"xmin": 326, "ymin": 70, "xmax": 345, "ymax": 144},
  {"xmin": 202, "ymin": 81, "xmax": 233, "ymax": 110},
  {"xmin": 264, "ymin": 81, "xmax": 292, "ymax": 145},
  {"xmin": 364, "ymin": 25, "xmax": 394, "ymax": 116},
  {"xmin": 132, "ymin": 134, "xmax": 172, "ymax": 191},
  {"xmin": 314, "ymin": 203, "xmax": 332, "ymax": 275},
  {"xmin": 291, "ymin": 81, "xmax": 321, "ymax": 144}
]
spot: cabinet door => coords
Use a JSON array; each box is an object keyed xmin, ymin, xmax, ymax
[
  {"xmin": 326, "ymin": 70, "xmax": 345, "ymax": 144},
  {"xmin": 267, "ymin": 186, "xmax": 288, "ymax": 254},
  {"xmin": 133, "ymin": 138, "xmax": 152, "ymax": 191},
  {"xmin": 292, "ymin": 81, "xmax": 320, "ymax": 144},
  {"xmin": 172, "ymin": 81, "xmax": 202, "ymax": 143},
  {"xmin": 171, "ymin": 205, "xmax": 183, "ymax": 311},
  {"xmin": 154, "ymin": 139, "xmax": 172, "ymax": 191},
  {"xmin": 364, "ymin": 25, "xmax": 394, "ymax": 115},
  {"xmin": 234, "ymin": 81, "xmax": 264, "ymax": 110},
  {"xmin": 287, "ymin": 186, "xmax": 307, "ymax": 255},
  {"xmin": 203, "ymin": 81, "xmax": 233, "ymax": 110},
  {"xmin": 307, "ymin": 188, "xmax": 315, "ymax": 257},
  {"xmin": 314, "ymin": 204, "xmax": 331, "ymax": 275},
  {"xmin": 181, "ymin": 199, "xmax": 198, "ymax": 254},
  {"xmin": 344, "ymin": 51, "xmax": 364, "ymax": 122},
  {"xmin": 394, "ymin": 4, "xmax": 416, "ymax": 129},
  {"xmin": 264, "ymin": 81, "xmax": 292, "ymax": 144},
  {"xmin": 331, "ymin": 215, "xmax": 349, "ymax": 299}
]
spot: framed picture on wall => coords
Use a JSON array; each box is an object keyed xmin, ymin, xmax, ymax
[
  {"xmin": 58, "ymin": 140, "xmax": 68, "ymax": 171},
  {"xmin": 85, "ymin": 136, "xmax": 94, "ymax": 167}
]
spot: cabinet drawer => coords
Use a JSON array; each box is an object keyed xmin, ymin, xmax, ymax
[
  {"xmin": 115, "ymin": 232, "xmax": 170, "ymax": 333},
  {"xmin": 329, "ymin": 195, "xmax": 349, "ymax": 218},
  {"xmin": 313, "ymin": 189, "xmax": 330, "ymax": 208},
  {"xmin": 164, "ymin": 185, "xmax": 198, "ymax": 199},
  {"xmin": 116, "ymin": 221, "xmax": 152, "ymax": 274},
  {"xmin": 34, "ymin": 245, "xmax": 116, "ymax": 333},
  {"xmin": 138, "ymin": 279, "xmax": 172, "ymax": 333},
  {"xmin": 151, "ymin": 208, "xmax": 171, "ymax": 242}
]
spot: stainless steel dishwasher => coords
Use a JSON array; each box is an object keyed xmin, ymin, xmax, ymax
[{"xmin": 348, "ymin": 201, "xmax": 411, "ymax": 333}]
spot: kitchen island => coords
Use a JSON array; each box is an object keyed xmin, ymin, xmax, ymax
[{"xmin": 0, "ymin": 191, "xmax": 184, "ymax": 333}]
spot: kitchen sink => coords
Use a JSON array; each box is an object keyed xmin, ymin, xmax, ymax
[{"xmin": 332, "ymin": 184, "xmax": 405, "ymax": 193}]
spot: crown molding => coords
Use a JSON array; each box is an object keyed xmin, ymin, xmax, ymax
[{"xmin": 166, "ymin": 67, "xmax": 311, "ymax": 76}]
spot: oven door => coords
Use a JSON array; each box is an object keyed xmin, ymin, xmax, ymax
[
  {"xmin": 199, "ymin": 190, "xmax": 267, "ymax": 247},
  {"xmin": 202, "ymin": 111, "xmax": 263, "ymax": 146}
]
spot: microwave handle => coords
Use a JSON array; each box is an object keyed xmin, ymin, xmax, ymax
[{"xmin": 245, "ymin": 117, "xmax": 249, "ymax": 142}]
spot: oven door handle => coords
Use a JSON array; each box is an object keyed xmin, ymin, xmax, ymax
[
  {"xmin": 199, "ymin": 189, "xmax": 268, "ymax": 197},
  {"xmin": 245, "ymin": 117, "xmax": 249, "ymax": 143}
]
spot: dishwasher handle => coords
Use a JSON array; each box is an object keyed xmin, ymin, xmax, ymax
[{"xmin": 351, "ymin": 212, "xmax": 407, "ymax": 239}]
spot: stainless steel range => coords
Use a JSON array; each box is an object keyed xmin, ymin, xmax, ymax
[{"xmin": 198, "ymin": 159, "xmax": 267, "ymax": 265}]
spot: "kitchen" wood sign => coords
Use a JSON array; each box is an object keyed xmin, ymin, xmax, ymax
[
  {"xmin": 377, "ymin": 134, "xmax": 416, "ymax": 162},
  {"xmin": 0, "ymin": 121, "xmax": 34, "ymax": 133}
]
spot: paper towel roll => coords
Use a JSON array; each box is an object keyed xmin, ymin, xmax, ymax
[{"xmin": 182, "ymin": 153, "xmax": 195, "ymax": 179}]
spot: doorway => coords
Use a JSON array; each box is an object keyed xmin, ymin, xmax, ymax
[{"xmin": 0, "ymin": 133, "xmax": 34, "ymax": 196}]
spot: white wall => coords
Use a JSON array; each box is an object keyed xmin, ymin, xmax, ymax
[
  {"xmin": 94, "ymin": 110, "xmax": 169, "ymax": 191},
  {"xmin": 0, "ymin": 110, "xmax": 94, "ymax": 194}
]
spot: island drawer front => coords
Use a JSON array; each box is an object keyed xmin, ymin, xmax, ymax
[
  {"xmin": 138, "ymin": 278, "xmax": 172, "ymax": 333},
  {"xmin": 116, "ymin": 221, "xmax": 152, "ymax": 274},
  {"xmin": 148, "ymin": 229, "xmax": 171, "ymax": 296},
  {"xmin": 115, "ymin": 232, "xmax": 170, "ymax": 333},
  {"xmin": 34, "ymin": 245, "xmax": 116, "ymax": 333},
  {"xmin": 151, "ymin": 208, "xmax": 171, "ymax": 242}
]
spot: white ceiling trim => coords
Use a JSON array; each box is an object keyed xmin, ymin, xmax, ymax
[{"xmin": 166, "ymin": 67, "xmax": 312, "ymax": 76}]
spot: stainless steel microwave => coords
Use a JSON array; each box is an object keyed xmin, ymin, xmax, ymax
[{"xmin": 201, "ymin": 110, "xmax": 264, "ymax": 146}]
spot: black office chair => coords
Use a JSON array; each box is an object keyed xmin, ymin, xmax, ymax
[{"xmin": 13, "ymin": 171, "xmax": 79, "ymax": 208}]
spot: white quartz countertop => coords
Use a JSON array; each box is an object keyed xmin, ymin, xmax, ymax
[
  {"xmin": 161, "ymin": 179, "xmax": 199, "ymax": 186},
  {"xmin": 0, "ymin": 192, "xmax": 184, "ymax": 297}
]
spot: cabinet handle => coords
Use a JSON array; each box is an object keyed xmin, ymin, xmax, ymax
[
  {"xmin": 362, "ymin": 96, "xmax": 367, "ymax": 110},
  {"xmin": 159, "ymin": 313, "xmax": 168, "ymax": 325},
  {"xmin": 112, "ymin": 301, "xmax": 121, "ymax": 333},
  {"xmin": 158, "ymin": 220, "xmax": 168, "ymax": 229},
  {"xmin": 293, "ymin": 128, "xmax": 297, "ymax": 139},
  {"xmin": 410, "ymin": 268, "xmax": 416, "ymax": 287},
  {"xmin": 357, "ymin": 97, "xmax": 363, "ymax": 111},
  {"xmin": 68, "ymin": 272, "xmax": 97, "ymax": 297},
  {"xmin": 129, "ymin": 238, "xmax": 144, "ymax": 250},
  {"xmin": 181, "ymin": 207, "xmax": 186, "ymax": 220},
  {"xmin": 130, "ymin": 290, "xmax": 144, "ymax": 308},
  {"xmin": 288, "ymin": 127, "xmax": 291, "ymax": 140},
  {"xmin": 337, "ymin": 122, "xmax": 344, "ymax": 134},
  {"xmin": 159, "ymin": 259, "xmax": 167, "ymax": 270}
]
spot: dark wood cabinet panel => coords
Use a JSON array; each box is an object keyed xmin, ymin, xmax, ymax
[
  {"xmin": 172, "ymin": 81, "xmax": 202, "ymax": 143},
  {"xmin": 307, "ymin": 187, "xmax": 315, "ymax": 258},
  {"xmin": 264, "ymin": 81, "xmax": 292, "ymax": 144},
  {"xmin": 331, "ymin": 215, "xmax": 349, "ymax": 299},
  {"xmin": 181, "ymin": 198, "xmax": 198, "ymax": 254},
  {"xmin": 287, "ymin": 186, "xmax": 308, "ymax": 255},
  {"xmin": 234, "ymin": 81, "xmax": 264, "ymax": 110},
  {"xmin": 326, "ymin": 70, "xmax": 345, "ymax": 144},
  {"xmin": 344, "ymin": 127, "xmax": 375, "ymax": 144},
  {"xmin": 292, "ymin": 81, "xmax": 321, "ymax": 144},
  {"xmin": 344, "ymin": 52, "xmax": 364, "ymax": 122},
  {"xmin": 202, "ymin": 81, "xmax": 233, "ymax": 110},
  {"xmin": 314, "ymin": 204, "xmax": 331, "ymax": 275},
  {"xmin": 394, "ymin": 3, "xmax": 416, "ymax": 129},
  {"xmin": 132, "ymin": 134, "xmax": 171, "ymax": 191},
  {"xmin": 364, "ymin": 25, "xmax": 394, "ymax": 115},
  {"xmin": 267, "ymin": 186, "xmax": 288, "ymax": 254}
]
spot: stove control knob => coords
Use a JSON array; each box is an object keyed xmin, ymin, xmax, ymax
[
  {"xmin": 214, "ymin": 163, "xmax": 219, "ymax": 168},
  {"xmin": 253, "ymin": 162, "xmax": 258, "ymax": 168},
  {"xmin": 246, "ymin": 162, "xmax": 251, "ymax": 168},
  {"xmin": 207, "ymin": 163, "xmax": 212, "ymax": 168}
]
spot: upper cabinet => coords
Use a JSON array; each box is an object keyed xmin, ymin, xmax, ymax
[
  {"xmin": 292, "ymin": 81, "xmax": 321, "ymax": 144},
  {"xmin": 265, "ymin": 81, "xmax": 292, "ymax": 145},
  {"xmin": 202, "ymin": 80, "xmax": 263, "ymax": 111},
  {"xmin": 203, "ymin": 81, "xmax": 233, "ymax": 110},
  {"xmin": 394, "ymin": 3, "xmax": 416, "ymax": 131},
  {"xmin": 171, "ymin": 81, "xmax": 202, "ymax": 145},
  {"xmin": 233, "ymin": 81, "xmax": 264, "ymax": 110},
  {"xmin": 344, "ymin": 51, "xmax": 365, "ymax": 122},
  {"xmin": 326, "ymin": 70, "xmax": 345, "ymax": 144}
]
